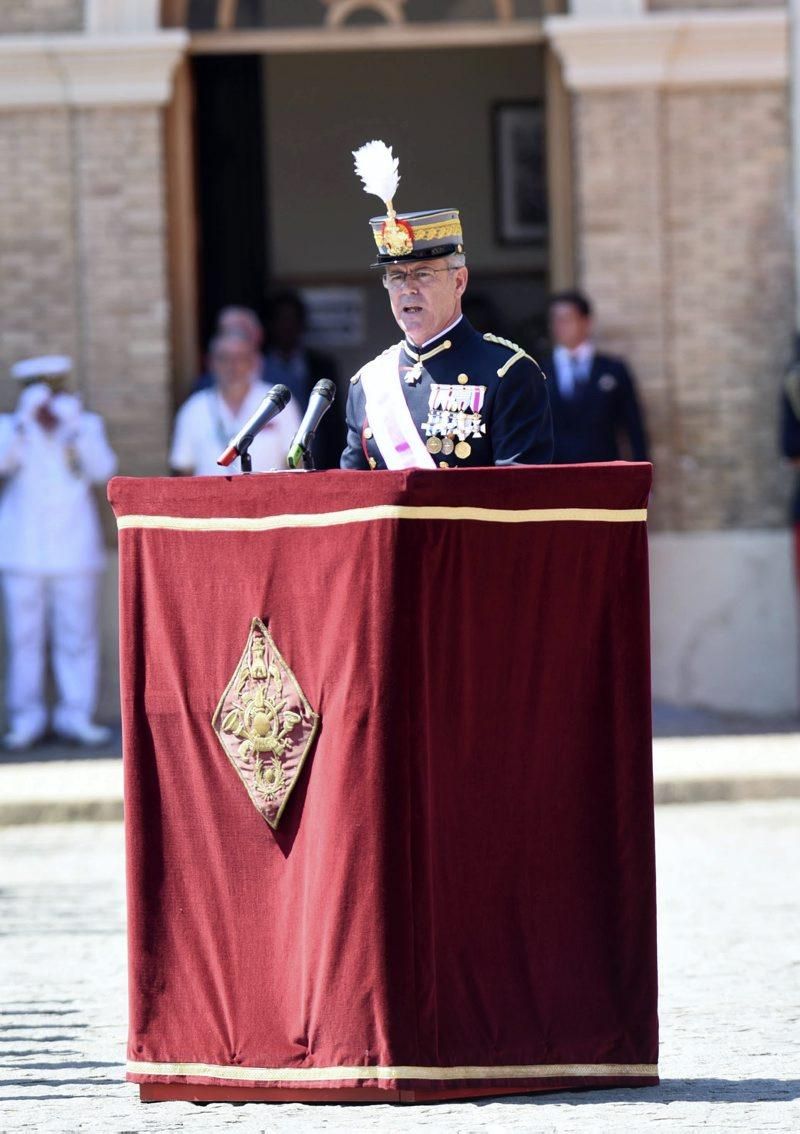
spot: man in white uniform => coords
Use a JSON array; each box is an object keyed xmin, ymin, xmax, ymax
[
  {"xmin": 170, "ymin": 330, "xmax": 300, "ymax": 475},
  {"xmin": 0, "ymin": 355, "xmax": 118, "ymax": 750}
]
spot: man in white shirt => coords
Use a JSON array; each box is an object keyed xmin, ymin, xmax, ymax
[
  {"xmin": 0, "ymin": 355, "xmax": 118, "ymax": 750},
  {"xmin": 170, "ymin": 330, "xmax": 300, "ymax": 476}
]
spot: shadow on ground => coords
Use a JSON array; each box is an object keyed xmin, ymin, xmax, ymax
[
  {"xmin": 651, "ymin": 703, "xmax": 799, "ymax": 738},
  {"xmin": 484, "ymin": 1079, "xmax": 800, "ymax": 1106},
  {"xmin": 0, "ymin": 725, "xmax": 121, "ymax": 765},
  {"xmin": 1, "ymin": 703, "xmax": 799, "ymax": 765}
]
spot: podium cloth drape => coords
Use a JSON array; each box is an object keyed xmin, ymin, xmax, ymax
[{"xmin": 110, "ymin": 464, "xmax": 658, "ymax": 1102}]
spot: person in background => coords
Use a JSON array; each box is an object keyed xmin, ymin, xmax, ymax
[
  {"xmin": 170, "ymin": 329, "xmax": 300, "ymax": 475},
  {"xmin": 193, "ymin": 306, "xmax": 267, "ymax": 393},
  {"xmin": 194, "ymin": 299, "xmax": 344, "ymax": 469},
  {"xmin": 218, "ymin": 305, "xmax": 265, "ymax": 352},
  {"xmin": 543, "ymin": 290, "xmax": 649, "ymax": 465},
  {"xmin": 0, "ymin": 355, "xmax": 117, "ymax": 750},
  {"xmin": 263, "ymin": 291, "xmax": 345, "ymax": 470},
  {"xmin": 780, "ymin": 365, "xmax": 800, "ymax": 590}
]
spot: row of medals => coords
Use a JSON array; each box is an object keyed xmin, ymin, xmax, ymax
[
  {"xmin": 407, "ymin": 364, "xmax": 482, "ymax": 461},
  {"xmin": 426, "ymin": 434, "xmax": 472, "ymax": 459}
]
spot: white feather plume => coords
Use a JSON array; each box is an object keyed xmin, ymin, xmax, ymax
[{"xmin": 352, "ymin": 140, "xmax": 400, "ymax": 211}]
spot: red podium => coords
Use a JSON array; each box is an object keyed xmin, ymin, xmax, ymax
[{"xmin": 109, "ymin": 464, "xmax": 658, "ymax": 1104}]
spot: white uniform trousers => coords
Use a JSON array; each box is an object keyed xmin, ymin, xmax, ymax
[{"xmin": 1, "ymin": 571, "xmax": 102, "ymax": 735}]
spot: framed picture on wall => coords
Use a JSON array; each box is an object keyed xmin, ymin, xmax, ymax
[{"xmin": 492, "ymin": 101, "xmax": 548, "ymax": 246}]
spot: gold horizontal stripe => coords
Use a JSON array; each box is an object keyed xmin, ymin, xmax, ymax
[
  {"xmin": 128, "ymin": 1060, "xmax": 657, "ymax": 1083},
  {"xmin": 371, "ymin": 220, "xmax": 462, "ymax": 250},
  {"xmin": 410, "ymin": 220, "xmax": 462, "ymax": 241},
  {"xmin": 116, "ymin": 504, "xmax": 647, "ymax": 533}
]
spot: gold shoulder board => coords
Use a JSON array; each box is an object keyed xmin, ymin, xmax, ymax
[{"xmin": 483, "ymin": 333, "xmax": 537, "ymax": 379}]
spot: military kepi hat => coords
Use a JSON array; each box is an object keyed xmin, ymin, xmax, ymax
[
  {"xmin": 353, "ymin": 140, "xmax": 463, "ymax": 266},
  {"xmin": 10, "ymin": 355, "xmax": 72, "ymax": 381}
]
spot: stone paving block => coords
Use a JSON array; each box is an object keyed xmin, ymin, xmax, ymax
[{"xmin": 0, "ymin": 804, "xmax": 798, "ymax": 1130}]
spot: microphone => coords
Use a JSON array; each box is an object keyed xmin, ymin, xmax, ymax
[
  {"xmin": 287, "ymin": 379, "xmax": 337, "ymax": 470},
  {"xmin": 217, "ymin": 384, "xmax": 292, "ymax": 468}
]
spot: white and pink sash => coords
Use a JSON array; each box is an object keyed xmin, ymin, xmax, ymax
[{"xmin": 360, "ymin": 345, "xmax": 435, "ymax": 470}]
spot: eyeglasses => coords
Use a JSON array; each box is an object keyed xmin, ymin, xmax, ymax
[{"xmin": 382, "ymin": 267, "xmax": 456, "ymax": 290}]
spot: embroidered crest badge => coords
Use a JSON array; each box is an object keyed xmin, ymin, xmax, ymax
[{"xmin": 212, "ymin": 617, "xmax": 320, "ymax": 829}]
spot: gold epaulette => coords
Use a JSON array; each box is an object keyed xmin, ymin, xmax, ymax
[{"xmin": 483, "ymin": 333, "xmax": 538, "ymax": 379}]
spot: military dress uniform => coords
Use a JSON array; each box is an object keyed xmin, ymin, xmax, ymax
[
  {"xmin": 0, "ymin": 356, "xmax": 117, "ymax": 750},
  {"xmin": 341, "ymin": 316, "xmax": 552, "ymax": 469},
  {"xmin": 343, "ymin": 141, "xmax": 552, "ymax": 470}
]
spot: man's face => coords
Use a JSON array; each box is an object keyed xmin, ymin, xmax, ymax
[
  {"xmin": 211, "ymin": 337, "xmax": 256, "ymax": 389},
  {"xmin": 219, "ymin": 309, "xmax": 262, "ymax": 350},
  {"xmin": 384, "ymin": 259, "xmax": 468, "ymax": 345},
  {"xmin": 550, "ymin": 302, "xmax": 591, "ymax": 352}
]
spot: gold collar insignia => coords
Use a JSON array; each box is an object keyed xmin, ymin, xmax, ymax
[{"xmin": 402, "ymin": 338, "xmax": 452, "ymax": 385}]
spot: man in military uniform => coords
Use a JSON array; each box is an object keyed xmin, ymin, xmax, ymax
[
  {"xmin": 0, "ymin": 355, "xmax": 117, "ymax": 750},
  {"xmin": 341, "ymin": 143, "xmax": 552, "ymax": 470}
]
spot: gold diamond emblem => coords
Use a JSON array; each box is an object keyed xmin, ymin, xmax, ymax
[{"xmin": 212, "ymin": 617, "xmax": 320, "ymax": 829}]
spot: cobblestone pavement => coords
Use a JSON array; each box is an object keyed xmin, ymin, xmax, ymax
[{"xmin": 1, "ymin": 802, "xmax": 798, "ymax": 1132}]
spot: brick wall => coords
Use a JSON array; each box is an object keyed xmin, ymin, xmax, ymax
[
  {"xmin": 0, "ymin": 110, "xmax": 79, "ymax": 380},
  {"xmin": 74, "ymin": 108, "xmax": 171, "ymax": 476},
  {"xmin": 574, "ymin": 85, "xmax": 793, "ymax": 532},
  {"xmin": 0, "ymin": 0, "xmax": 84, "ymax": 33},
  {"xmin": 0, "ymin": 106, "xmax": 171, "ymax": 476}
]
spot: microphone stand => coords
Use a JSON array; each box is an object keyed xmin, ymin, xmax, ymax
[
  {"xmin": 234, "ymin": 438, "xmax": 311, "ymax": 474},
  {"xmin": 291, "ymin": 442, "xmax": 315, "ymax": 472},
  {"xmin": 238, "ymin": 442, "xmax": 253, "ymax": 474},
  {"xmin": 239, "ymin": 438, "xmax": 310, "ymax": 473}
]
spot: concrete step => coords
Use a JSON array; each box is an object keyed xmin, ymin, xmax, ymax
[{"xmin": 1, "ymin": 731, "xmax": 799, "ymax": 825}]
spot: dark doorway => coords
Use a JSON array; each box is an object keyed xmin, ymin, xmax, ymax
[{"xmin": 192, "ymin": 54, "xmax": 268, "ymax": 349}]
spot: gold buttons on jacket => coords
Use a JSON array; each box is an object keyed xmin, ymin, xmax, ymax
[
  {"xmin": 368, "ymin": 456, "xmax": 377, "ymax": 470},
  {"xmin": 457, "ymin": 373, "xmax": 469, "ymax": 384},
  {"xmin": 364, "ymin": 426, "xmax": 373, "ymax": 440}
]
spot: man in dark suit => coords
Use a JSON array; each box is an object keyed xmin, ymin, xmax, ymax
[
  {"xmin": 543, "ymin": 290, "xmax": 649, "ymax": 465},
  {"xmin": 780, "ymin": 364, "xmax": 800, "ymax": 588}
]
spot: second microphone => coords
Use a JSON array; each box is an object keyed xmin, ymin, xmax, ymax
[{"xmin": 287, "ymin": 379, "xmax": 337, "ymax": 470}]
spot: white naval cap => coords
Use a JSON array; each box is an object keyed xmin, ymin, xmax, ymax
[{"xmin": 10, "ymin": 355, "xmax": 72, "ymax": 381}]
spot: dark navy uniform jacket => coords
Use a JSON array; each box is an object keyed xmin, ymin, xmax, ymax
[
  {"xmin": 781, "ymin": 370, "xmax": 800, "ymax": 522},
  {"xmin": 541, "ymin": 351, "xmax": 649, "ymax": 465},
  {"xmin": 340, "ymin": 316, "xmax": 553, "ymax": 469}
]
